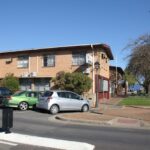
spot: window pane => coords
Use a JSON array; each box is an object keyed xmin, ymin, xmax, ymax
[
  {"xmin": 57, "ymin": 92, "xmax": 66, "ymax": 98},
  {"xmin": 43, "ymin": 54, "xmax": 55, "ymax": 67},
  {"xmin": 72, "ymin": 53, "xmax": 85, "ymax": 65},
  {"xmin": 17, "ymin": 55, "xmax": 29, "ymax": 68},
  {"xmin": 70, "ymin": 93, "xmax": 80, "ymax": 99}
]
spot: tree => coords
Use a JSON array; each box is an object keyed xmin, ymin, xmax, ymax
[
  {"xmin": 52, "ymin": 71, "xmax": 92, "ymax": 95},
  {"xmin": 124, "ymin": 69, "xmax": 136, "ymax": 86},
  {"xmin": 125, "ymin": 34, "xmax": 150, "ymax": 94},
  {"xmin": 0, "ymin": 73, "xmax": 19, "ymax": 93}
]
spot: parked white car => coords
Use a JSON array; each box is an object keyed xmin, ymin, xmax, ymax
[{"xmin": 36, "ymin": 90, "xmax": 90, "ymax": 114}]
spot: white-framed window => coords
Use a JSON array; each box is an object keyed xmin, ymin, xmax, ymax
[
  {"xmin": 43, "ymin": 54, "xmax": 55, "ymax": 67},
  {"xmin": 99, "ymin": 79, "xmax": 108, "ymax": 92},
  {"xmin": 17, "ymin": 55, "xmax": 29, "ymax": 68},
  {"xmin": 72, "ymin": 52, "xmax": 86, "ymax": 65}
]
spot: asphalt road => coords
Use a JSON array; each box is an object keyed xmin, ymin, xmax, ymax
[{"xmin": 0, "ymin": 109, "xmax": 150, "ymax": 150}]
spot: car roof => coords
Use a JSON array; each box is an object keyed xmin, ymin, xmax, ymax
[
  {"xmin": 0, "ymin": 87, "xmax": 10, "ymax": 89},
  {"xmin": 46, "ymin": 90, "xmax": 74, "ymax": 92},
  {"xmin": 44, "ymin": 90, "xmax": 79, "ymax": 94}
]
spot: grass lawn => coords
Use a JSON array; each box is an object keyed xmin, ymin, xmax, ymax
[{"xmin": 119, "ymin": 96, "xmax": 150, "ymax": 106}]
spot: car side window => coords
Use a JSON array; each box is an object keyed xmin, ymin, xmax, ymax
[
  {"xmin": 57, "ymin": 92, "xmax": 66, "ymax": 98},
  {"xmin": 63, "ymin": 92, "xmax": 80, "ymax": 100},
  {"xmin": 57, "ymin": 92, "xmax": 72, "ymax": 99},
  {"xmin": 70, "ymin": 92, "xmax": 80, "ymax": 100},
  {"xmin": 64, "ymin": 92, "xmax": 72, "ymax": 99},
  {"xmin": 57, "ymin": 92, "xmax": 80, "ymax": 100},
  {"xmin": 28, "ymin": 92, "xmax": 37, "ymax": 98}
]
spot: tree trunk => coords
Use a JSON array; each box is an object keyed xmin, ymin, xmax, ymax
[
  {"xmin": 148, "ymin": 83, "xmax": 150, "ymax": 96},
  {"xmin": 144, "ymin": 85, "xmax": 148, "ymax": 94}
]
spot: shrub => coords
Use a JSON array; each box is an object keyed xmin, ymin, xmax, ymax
[
  {"xmin": 52, "ymin": 71, "xmax": 92, "ymax": 95},
  {"xmin": 0, "ymin": 73, "xmax": 19, "ymax": 93}
]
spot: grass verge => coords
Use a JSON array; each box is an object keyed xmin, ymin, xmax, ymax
[{"xmin": 119, "ymin": 96, "xmax": 150, "ymax": 106}]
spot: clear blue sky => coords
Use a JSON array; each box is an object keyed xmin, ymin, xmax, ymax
[{"xmin": 0, "ymin": 0, "xmax": 150, "ymax": 69}]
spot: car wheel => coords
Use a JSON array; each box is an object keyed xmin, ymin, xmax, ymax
[
  {"xmin": 50, "ymin": 105, "xmax": 59, "ymax": 115},
  {"xmin": 82, "ymin": 105, "xmax": 89, "ymax": 112},
  {"xmin": 19, "ymin": 102, "xmax": 28, "ymax": 111}
]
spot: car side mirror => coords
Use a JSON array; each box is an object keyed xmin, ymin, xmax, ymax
[{"xmin": 80, "ymin": 97, "xmax": 83, "ymax": 100}]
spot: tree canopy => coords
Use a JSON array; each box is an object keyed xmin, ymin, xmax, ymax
[
  {"xmin": 124, "ymin": 69, "xmax": 136, "ymax": 86},
  {"xmin": 52, "ymin": 71, "xmax": 92, "ymax": 95},
  {"xmin": 125, "ymin": 34, "xmax": 150, "ymax": 94}
]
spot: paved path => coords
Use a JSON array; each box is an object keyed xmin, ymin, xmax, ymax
[{"xmin": 55, "ymin": 104, "xmax": 150, "ymax": 129}]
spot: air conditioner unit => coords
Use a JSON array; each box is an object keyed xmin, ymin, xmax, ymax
[
  {"xmin": 83, "ymin": 68, "xmax": 91, "ymax": 74},
  {"xmin": 86, "ymin": 53, "xmax": 93, "ymax": 65},
  {"xmin": 5, "ymin": 58, "xmax": 12, "ymax": 63},
  {"xmin": 30, "ymin": 72, "xmax": 37, "ymax": 77},
  {"xmin": 21, "ymin": 72, "xmax": 29, "ymax": 77}
]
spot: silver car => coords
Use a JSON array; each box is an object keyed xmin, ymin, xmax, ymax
[{"xmin": 36, "ymin": 90, "xmax": 89, "ymax": 114}]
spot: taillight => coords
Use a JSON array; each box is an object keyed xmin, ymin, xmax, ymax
[
  {"xmin": 47, "ymin": 96, "xmax": 52, "ymax": 102},
  {"xmin": 7, "ymin": 96, "xmax": 12, "ymax": 100}
]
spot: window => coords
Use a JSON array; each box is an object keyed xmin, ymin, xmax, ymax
[
  {"xmin": 72, "ymin": 52, "xmax": 86, "ymax": 65},
  {"xmin": 43, "ymin": 54, "xmax": 55, "ymax": 67},
  {"xmin": 99, "ymin": 79, "xmax": 108, "ymax": 92},
  {"xmin": 17, "ymin": 55, "xmax": 29, "ymax": 68},
  {"xmin": 27, "ymin": 92, "xmax": 37, "ymax": 98},
  {"xmin": 57, "ymin": 92, "xmax": 66, "ymax": 98},
  {"xmin": 57, "ymin": 92, "xmax": 80, "ymax": 100},
  {"xmin": 101, "ymin": 53, "xmax": 106, "ymax": 59},
  {"xmin": 69, "ymin": 92, "xmax": 80, "ymax": 100}
]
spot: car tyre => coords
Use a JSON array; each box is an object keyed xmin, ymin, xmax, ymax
[
  {"xmin": 82, "ymin": 105, "xmax": 89, "ymax": 112},
  {"xmin": 50, "ymin": 105, "xmax": 59, "ymax": 115},
  {"xmin": 19, "ymin": 102, "xmax": 29, "ymax": 111}
]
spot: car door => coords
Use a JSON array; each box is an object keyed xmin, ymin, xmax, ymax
[
  {"xmin": 68, "ymin": 92, "xmax": 83, "ymax": 110},
  {"xmin": 57, "ymin": 92, "xmax": 73, "ymax": 110},
  {"xmin": 26, "ymin": 92, "xmax": 38, "ymax": 106}
]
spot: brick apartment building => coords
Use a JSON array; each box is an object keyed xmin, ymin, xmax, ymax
[{"xmin": 0, "ymin": 43, "xmax": 113, "ymax": 102}]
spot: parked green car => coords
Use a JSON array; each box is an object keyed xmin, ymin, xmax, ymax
[{"xmin": 3, "ymin": 91, "xmax": 41, "ymax": 110}]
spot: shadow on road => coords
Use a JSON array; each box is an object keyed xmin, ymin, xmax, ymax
[{"xmin": 0, "ymin": 128, "xmax": 5, "ymax": 132}]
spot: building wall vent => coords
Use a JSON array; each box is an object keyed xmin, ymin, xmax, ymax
[{"xmin": 30, "ymin": 72, "xmax": 37, "ymax": 77}]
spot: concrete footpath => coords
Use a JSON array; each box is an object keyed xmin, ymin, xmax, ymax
[{"xmin": 55, "ymin": 97, "xmax": 150, "ymax": 129}]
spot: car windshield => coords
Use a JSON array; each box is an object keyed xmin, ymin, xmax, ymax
[{"xmin": 13, "ymin": 91, "xmax": 26, "ymax": 96}]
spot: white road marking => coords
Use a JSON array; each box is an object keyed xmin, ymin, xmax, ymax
[
  {"xmin": 0, "ymin": 132, "xmax": 95, "ymax": 150},
  {"xmin": 0, "ymin": 140, "xmax": 18, "ymax": 146}
]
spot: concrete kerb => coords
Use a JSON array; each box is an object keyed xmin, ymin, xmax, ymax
[
  {"xmin": 113, "ymin": 117, "xmax": 150, "ymax": 129},
  {"xmin": 54, "ymin": 114, "xmax": 150, "ymax": 130},
  {"xmin": 90, "ymin": 108, "xmax": 150, "ymax": 128},
  {"xmin": 126, "ymin": 105, "xmax": 150, "ymax": 109},
  {"xmin": 47, "ymin": 103, "xmax": 150, "ymax": 129},
  {"xmin": 55, "ymin": 115, "xmax": 110, "ymax": 126}
]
